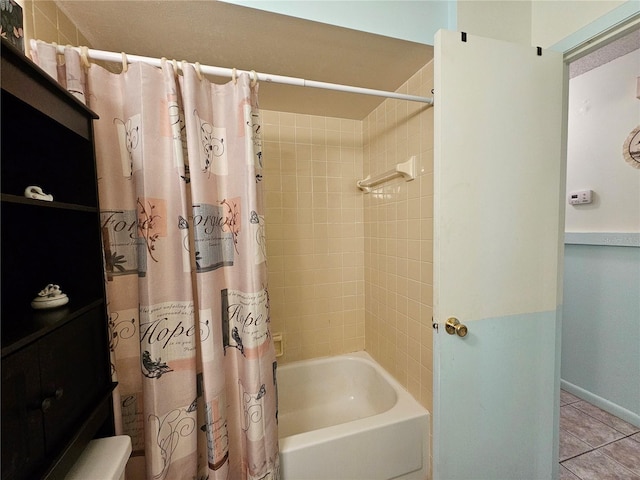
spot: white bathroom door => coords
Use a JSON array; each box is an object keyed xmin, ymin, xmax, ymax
[{"xmin": 432, "ymin": 30, "xmax": 564, "ymax": 479}]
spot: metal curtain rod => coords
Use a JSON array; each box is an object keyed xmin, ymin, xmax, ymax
[{"xmin": 50, "ymin": 43, "xmax": 434, "ymax": 105}]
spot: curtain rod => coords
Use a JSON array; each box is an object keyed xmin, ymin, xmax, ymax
[{"xmin": 50, "ymin": 43, "xmax": 434, "ymax": 105}]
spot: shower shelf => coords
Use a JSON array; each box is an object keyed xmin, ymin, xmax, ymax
[{"xmin": 357, "ymin": 156, "xmax": 416, "ymax": 193}]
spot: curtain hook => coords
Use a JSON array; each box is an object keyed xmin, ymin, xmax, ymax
[
  {"xmin": 195, "ymin": 61, "xmax": 203, "ymax": 81},
  {"xmin": 80, "ymin": 45, "xmax": 91, "ymax": 68},
  {"xmin": 232, "ymin": 68, "xmax": 237, "ymax": 85},
  {"xmin": 250, "ymin": 70, "xmax": 258, "ymax": 87},
  {"xmin": 121, "ymin": 52, "xmax": 128, "ymax": 73}
]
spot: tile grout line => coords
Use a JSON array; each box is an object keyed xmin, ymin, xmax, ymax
[
  {"xmin": 560, "ymin": 392, "xmax": 640, "ymax": 479},
  {"xmin": 562, "ymin": 401, "xmax": 640, "ymax": 436},
  {"xmin": 560, "ymin": 430, "xmax": 640, "ymax": 464},
  {"xmin": 561, "ymin": 432, "xmax": 640, "ymax": 480}
]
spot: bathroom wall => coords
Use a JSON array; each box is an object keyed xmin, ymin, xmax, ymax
[
  {"xmin": 531, "ymin": 0, "xmax": 628, "ymax": 49},
  {"xmin": 261, "ymin": 60, "xmax": 436, "ymax": 413},
  {"xmin": 222, "ymin": 0, "xmax": 453, "ymax": 45},
  {"xmin": 261, "ymin": 111, "xmax": 366, "ymax": 363},
  {"xmin": 562, "ymin": 46, "xmax": 640, "ymax": 425},
  {"xmin": 456, "ymin": 0, "xmax": 533, "ymax": 44},
  {"xmin": 227, "ymin": 0, "xmax": 633, "ymax": 50},
  {"xmin": 22, "ymin": 0, "xmax": 91, "ymax": 51},
  {"xmin": 565, "ymin": 47, "xmax": 640, "ymax": 232},
  {"xmin": 453, "ymin": 0, "xmax": 629, "ymax": 48},
  {"xmin": 362, "ymin": 62, "xmax": 435, "ymax": 412}
]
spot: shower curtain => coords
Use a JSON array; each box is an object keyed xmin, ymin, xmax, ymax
[{"xmin": 31, "ymin": 41, "xmax": 279, "ymax": 480}]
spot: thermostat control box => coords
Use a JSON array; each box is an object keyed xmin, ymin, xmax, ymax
[{"xmin": 568, "ymin": 189, "xmax": 593, "ymax": 205}]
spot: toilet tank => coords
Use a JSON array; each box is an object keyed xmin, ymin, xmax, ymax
[{"xmin": 65, "ymin": 436, "xmax": 132, "ymax": 480}]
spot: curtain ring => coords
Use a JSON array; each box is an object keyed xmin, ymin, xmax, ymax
[
  {"xmin": 232, "ymin": 68, "xmax": 237, "ymax": 84},
  {"xmin": 181, "ymin": 60, "xmax": 191, "ymax": 77},
  {"xmin": 195, "ymin": 61, "xmax": 203, "ymax": 81},
  {"xmin": 52, "ymin": 42, "xmax": 63, "ymax": 65},
  {"xmin": 80, "ymin": 46, "xmax": 91, "ymax": 68},
  {"xmin": 250, "ymin": 70, "xmax": 258, "ymax": 87},
  {"xmin": 121, "ymin": 52, "xmax": 128, "ymax": 73},
  {"xmin": 64, "ymin": 44, "xmax": 74, "ymax": 63}
]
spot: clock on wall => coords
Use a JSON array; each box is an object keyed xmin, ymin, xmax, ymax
[{"xmin": 623, "ymin": 125, "xmax": 640, "ymax": 170}]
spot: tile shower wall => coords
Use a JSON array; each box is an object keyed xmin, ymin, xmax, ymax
[
  {"xmin": 363, "ymin": 61, "xmax": 435, "ymax": 411},
  {"xmin": 262, "ymin": 61, "xmax": 435, "ymax": 412},
  {"xmin": 23, "ymin": 1, "xmax": 91, "ymax": 51},
  {"xmin": 262, "ymin": 112, "xmax": 366, "ymax": 363}
]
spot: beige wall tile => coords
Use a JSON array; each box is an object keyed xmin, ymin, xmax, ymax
[
  {"xmin": 33, "ymin": 10, "xmax": 57, "ymax": 43},
  {"xmin": 263, "ymin": 109, "xmax": 365, "ymax": 364},
  {"xmin": 33, "ymin": 0, "xmax": 56, "ymax": 24},
  {"xmin": 28, "ymin": 0, "xmax": 91, "ymax": 60},
  {"xmin": 362, "ymin": 60, "xmax": 435, "ymax": 411},
  {"xmin": 56, "ymin": 8, "xmax": 76, "ymax": 43},
  {"xmin": 23, "ymin": 1, "xmax": 35, "ymax": 47}
]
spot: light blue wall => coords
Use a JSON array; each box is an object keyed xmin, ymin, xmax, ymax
[
  {"xmin": 558, "ymin": 3, "xmax": 640, "ymax": 426},
  {"xmin": 561, "ymin": 235, "xmax": 640, "ymax": 426},
  {"xmin": 224, "ymin": 1, "xmax": 639, "ymax": 48},
  {"xmin": 220, "ymin": 0, "xmax": 456, "ymax": 44}
]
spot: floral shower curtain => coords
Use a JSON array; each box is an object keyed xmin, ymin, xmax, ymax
[{"xmin": 31, "ymin": 41, "xmax": 279, "ymax": 480}]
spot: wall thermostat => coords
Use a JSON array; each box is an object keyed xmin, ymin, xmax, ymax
[{"xmin": 568, "ymin": 189, "xmax": 593, "ymax": 205}]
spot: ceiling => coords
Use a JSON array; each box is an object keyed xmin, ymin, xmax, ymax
[{"xmin": 56, "ymin": 0, "xmax": 433, "ymax": 120}]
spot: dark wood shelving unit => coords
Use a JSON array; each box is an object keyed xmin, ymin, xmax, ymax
[
  {"xmin": 1, "ymin": 39, "xmax": 115, "ymax": 480},
  {"xmin": 1, "ymin": 193, "xmax": 98, "ymax": 213}
]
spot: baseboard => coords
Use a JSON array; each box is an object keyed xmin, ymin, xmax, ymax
[{"xmin": 561, "ymin": 379, "xmax": 640, "ymax": 428}]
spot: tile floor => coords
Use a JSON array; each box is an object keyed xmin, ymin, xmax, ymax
[{"xmin": 560, "ymin": 389, "xmax": 640, "ymax": 479}]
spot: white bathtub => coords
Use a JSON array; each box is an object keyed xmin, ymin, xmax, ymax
[{"xmin": 278, "ymin": 351, "xmax": 430, "ymax": 480}]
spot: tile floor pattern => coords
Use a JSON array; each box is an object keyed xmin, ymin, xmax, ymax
[{"xmin": 560, "ymin": 389, "xmax": 640, "ymax": 480}]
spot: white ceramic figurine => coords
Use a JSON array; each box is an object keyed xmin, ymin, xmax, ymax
[
  {"xmin": 31, "ymin": 284, "xmax": 69, "ymax": 309},
  {"xmin": 24, "ymin": 185, "xmax": 54, "ymax": 201}
]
